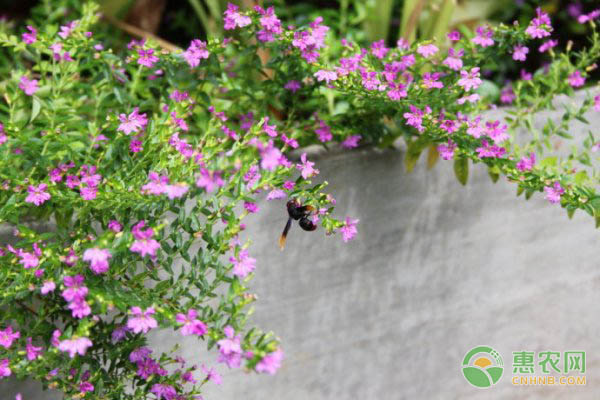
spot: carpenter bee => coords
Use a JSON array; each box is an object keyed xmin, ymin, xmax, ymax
[{"xmin": 279, "ymin": 200, "xmax": 317, "ymax": 250}]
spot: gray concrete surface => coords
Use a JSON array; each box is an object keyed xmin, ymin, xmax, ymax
[{"xmin": 4, "ymin": 95, "xmax": 600, "ymax": 399}]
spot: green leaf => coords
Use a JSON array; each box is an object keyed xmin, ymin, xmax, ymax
[
  {"xmin": 453, "ymin": 157, "xmax": 469, "ymax": 186},
  {"xmin": 30, "ymin": 97, "xmax": 41, "ymax": 123},
  {"xmin": 404, "ymin": 137, "xmax": 428, "ymax": 173},
  {"xmin": 426, "ymin": 144, "xmax": 439, "ymax": 169}
]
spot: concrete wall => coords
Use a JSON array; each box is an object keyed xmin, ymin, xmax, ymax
[{"xmin": 3, "ymin": 97, "xmax": 600, "ymax": 399}]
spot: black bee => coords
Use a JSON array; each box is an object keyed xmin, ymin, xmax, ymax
[{"xmin": 279, "ymin": 200, "xmax": 317, "ymax": 250}]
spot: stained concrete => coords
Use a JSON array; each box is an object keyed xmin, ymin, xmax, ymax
[{"xmin": 3, "ymin": 93, "xmax": 600, "ymax": 399}]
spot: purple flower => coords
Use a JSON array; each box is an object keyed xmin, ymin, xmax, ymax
[
  {"xmin": 229, "ymin": 249, "xmax": 256, "ymax": 278},
  {"xmin": 485, "ymin": 120, "xmax": 509, "ymax": 144},
  {"xmin": 79, "ymin": 382, "xmax": 94, "ymax": 393},
  {"xmin": 137, "ymin": 48, "xmax": 159, "ymax": 68},
  {"xmin": 58, "ymin": 337, "xmax": 93, "ymax": 358},
  {"xmin": 457, "ymin": 68, "xmax": 482, "ymax": 91},
  {"xmin": 544, "ymin": 182, "xmax": 564, "ymax": 204},
  {"xmin": 41, "ymin": 280, "xmax": 56, "ymax": 295},
  {"xmin": 112, "ymin": 326, "xmax": 129, "ymax": 343},
  {"xmin": 473, "ymin": 25, "xmax": 494, "ymax": 47},
  {"xmin": 183, "ymin": 39, "xmax": 210, "ymax": 67},
  {"xmin": 196, "ymin": 168, "xmax": 225, "ymax": 193},
  {"xmin": 512, "ymin": 45, "xmax": 529, "ymax": 61},
  {"xmin": 526, "ymin": 8, "xmax": 552, "ymax": 38},
  {"xmin": 58, "ymin": 21, "xmax": 77, "ymax": 39},
  {"xmin": 108, "ymin": 220, "xmax": 122, "ymax": 232},
  {"xmin": 403, "ymin": 105, "xmax": 429, "ymax": 133},
  {"xmin": 416, "ymin": 43, "xmax": 438, "ymax": 58},
  {"xmin": 341, "ymin": 135, "xmax": 361, "ymax": 149},
  {"xmin": 130, "ymin": 221, "xmax": 160, "ymax": 258},
  {"xmin": 296, "ymin": 153, "xmax": 319, "ymax": 179},
  {"xmin": 25, "ymin": 184, "xmax": 51, "ymax": 206},
  {"xmin": 150, "ymin": 384, "xmax": 176, "ymax": 400},
  {"xmin": 217, "ymin": 326, "xmax": 243, "ymax": 368},
  {"xmin": 223, "ymin": 3, "xmax": 251, "ymax": 30},
  {"xmin": 315, "ymin": 120, "xmax": 332, "ymax": 142},
  {"xmin": 500, "ymin": 86, "xmax": 515, "ymax": 104},
  {"xmin": 284, "ymin": 80, "xmax": 301, "ymax": 92},
  {"xmin": 0, "ymin": 359, "xmax": 11, "ymax": 378},
  {"xmin": 62, "ymin": 275, "xmax": 88, "ymax": 302},
  {"xmin": 83, "ymin": 247, "xmax": 111, "ymax": 274},
  {"xmin": 175, "ymin": 309, "xmax": 207, "ymax": 336},
  {"xmin": 594, "ymin": 95, "xmax": 600, "ymax": 111},
  {"xmin": 117, "ymin": 107, "xmax": 148, "ymax": 135},
  {"xmin": 370, "ymin": 39, "xmax": 389, "ymax": 59},
  {"xmin": 443, "ymin": 48, "xmax": 463, "ymax": 71},
  {"xmin": 476, "ymin": 139, "xmax": 506, "ymax": 158},
  {"xmin": 568, "ymin": 71, "xmax": 585, "ymax": 87},
  {"xmin": 340, "ymin": 217, "xmax": 358, "ymax": 242},
  {"xmin": 437, "ymin": 140, "xmax": 457, "ymax": 160},
  {"xmin": 68, "ymin": 298, "xmax": 91, "ymax": 319},
  {"xmin": 516, "ymin": 152, "xmax": 536, "ymax": 172},
  {"xmin": 387, "ymin": 82, "xmax": 407, "ymax": 101},
  {"xmin": 18, "ymin": 250, "xmax": 39, "ymax": 269},
  {"xmin": 447, "ymin": 30, "xmax": 461, "ymax": 41},
  {"xmin": 129, "ymin": 347, "xmax": 152, "ymax": 363},
  {"xmin": 127, "ymin": 306, "xmax": 158, "ymax": 334},
  {"xmin": 202, "ymin": 365, "xmax": 222, "ymax": 384},
  {"xmin": 539, "ymin": 39, "xmax": 558, "ymax": 53},
  {"xmin": 578, "ymin": 9, "xmax": 600, "ymax": 24},
  {"xmin": 26, "ymin": 337, "xmax": 42, "ymax": 360},
  {"xmin": 260, "ymin": 143, "xmax": 283, "ymax": 171},
  {"xmin": 0, "ymin": 327, "xmax": 20, "ymax": 349},
  {"xmin": 22, "ymin": 25, "xmax": 37, "ymax": 44},
  {"xmin": 314, "ymin": 70, "xmax": 338, "ymax": 84},
  {"xmin": 291, "ymin": 17, "xmax": 329, "ymax": 62},
  {"xmin": 422, "ymin": 72, "xmax": 443, "ymax": 89},
  {"xmin": 256, "ymin": 349, "xmax": 283, "ymax": 375},
  {"xmin": 256, "ymin": 6, "xmax": 283, "ymax": 42},
  {"xmin": 266, "ymin": 189, "xmax": 286, "ymax": 200},
  {"xmin": 244, "ymin": 201, "xmax": 258, "ymax": 213}
]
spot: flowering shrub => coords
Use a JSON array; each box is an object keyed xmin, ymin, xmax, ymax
[{"xmin": 1, "ymin": 1, "xmax": 600, "ymax": 398}]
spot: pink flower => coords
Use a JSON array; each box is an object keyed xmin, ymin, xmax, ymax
[
  {"xmin": 229, "ymin": 249, "xmax": 256, "ymax": 278},
  {"xmin": 202, "ymin": 365, "xmax": 222, "ymax": 384},
  {"xmin": 422, "ymin": 72, "xmax": 443, "ymax": 89},
  {"xmin": 79, "ymin": 382, "xmax": 94, "ymax": 393},
  {"xmin": 473, "ymin": 25, "xmax": 494, "ymax": 47},
  {"xmin": 416, "ymin": 43, "xmax": 438, "ymax": 58},
  {"xmin": 217, "ymin": 326, "xmax": 243, "ymax": 368},
  {"xmin": 117, "ymin": 108, "xmax": 148, "ymax": 135},
  {"xmin": 370, "ymin": 39, "xmax": 389, "ymax": 59},
  {"xmin": 457, "ymin": 68, "xmax": 482, "ymax": 91},
  {"xmin": 108, "ymin": 220, "xmax": 122, "ymax": 232},
  {"xmin": 0, "ymin": 327, "xmax": 20, "ymax": 349},
  {"xmin": 297, "ymin": 153, "xmax": 319, "ymax": 179},
  {"xmin": 175, "ymin": 309, "xmax": 207, "ymax": 336},
  {"xmin": 41, "ymin": 280, "xmax": 56, "ymax": 295},
  {"xmin": 476, "ymin": 139, "xmax": 506, "ymax": 158},
  {"xmin": 485, "ymin": 120, "xmax": 509, "ymax": 143},
  {"xmin": 183, "ymin": 39, "xmax": 210, "ymax": 67},
  {"xmin": 130, "ymin": 221, "xmax": 160, "ymax": 258},
  {"xmin": 568, "ymin": 71, "xmax": 585, "ymax": 87},
  {"xmin": 578, "ymin": 9, "xmax": 600, "ymax": 24},
  {"xmin": 437, "ymin": 140, "xmax": 457, "ymax": 160},
  {"xmin": 516, "ymin": 152, "xmax": 536, "ymax": 172},
  {"xmin": 387, "ymin": 82, "xmax": 407, "ymax": 100},
  {"xmin": 244, "ymin": 201, "xmax": 258, "ymax": 213},
  {"xmin": 443, "ymin": 48, "xmax": 463, "ymax": 71},
  {"xmin": 267, "ymin": 189, "xmax": 286, "ymax": 200},
  {"xmin": 500, "ymin": 86, "xmax": 516, "ymax": 104},
  {"xmin": 58, "ymin": 337, "xmax": 93, "ymax": 358},
  {"xmin": 196, "ymin": 168, "xmax": 225, "ymax": 193},
  {"xmin": 22, "ymin": 25, "xmax": 37, "ymax": 44},
  {"xmin": 544, "ymin": 181, "xmax": 564, "ymax": 204},
  {"xmin": 26, "ymin": 337, "xmax": 42, "ymax": 360},
  {"xmin": 526, "ymin": 8, "xmax": 552, "ymax": 38},
  {"xmin": 512, "ymin": 45, "xmax": 529, "ymax": 61},
  {"xmin": 83, "ymin": 247, "xmax": 111, "ymax": 274},
  {"xmin": 284, "ymin": 80, "xmax": 301, "ymax": 92},
  {"xmin": 340, "ymin": 217, "xmax": 358, "ymax": 242},
  {"xmin": 260, "ymin": 145, "xmax": 283, "ymax": 171},
  {"xmin": 62, "ymin": 275, "xmax": 88, "ymax": 302},
  {"xmin": 594, "ymin": 95, "xmax": 600, "ymax": 111},
  {"xmin": 256, "ymin": 6, "xmax": 282, "ymax": 42},
  {"xmin": 314, "ymin": 70, "xmax": 338, "ymax": 84},
  {"xmin": 19, "ymin": 76, "xmax": 39, "ymax": 96},
  {"xmin": 127, "ymin": 307, "xmax": 158, "ymax": 334},
  {"xmin": 223, "ymin": 3, "xmax": 251, "ymax": 30},
  {"xmin": 58, "ymin": 21, "xmax": 77, "ymax": 39},
  {"xmin": 341, "ymin": 135, "xmax": 361, "ymax": 149},
  {"xmin": 18, "ymin": 250, "xmax": 39, "ymax": 269},
  {"xmin": 457, "ymin": 94, "xmax": 480, "ymax": 105},
  {"xmin": 256, "ymin": 348, "xmax": 284, "ymax": 375},
  {"xmin": 150, "ymin": 384, "xmax": 176, "ymax": 400},
  {"xmin": 25, "ymin": 183, "xmax": 50, "ymax": 206},
  {"xmin": 447, "ymin": 31, "xmax": 461, "ymax": 41},
  {"xmin": 0, "ymin": 359, "xmax": 11, "ymax": 378},
  {"xmin": 137, "ymin": 48, "xmax": 159, "ymax": 68},
  {"xmin": 315, "ymin": 120, "xmax": 332, "ymax": 142},
  {"xmin": 539, "ymin": 39, "xmax": 558, "ymax": 53},
  {"xmin": 403, "ymin": 105, "xmax": 429, "ymax": 133}
]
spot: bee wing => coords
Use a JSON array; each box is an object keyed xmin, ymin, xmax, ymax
[{"xmin": 279, "ymin": 217, "xmax": 292, "ymax": 250}]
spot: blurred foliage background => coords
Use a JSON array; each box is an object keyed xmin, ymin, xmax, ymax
[{"xmin": 1, "ymin": 0, "xmax": 600, "ymax": 89}]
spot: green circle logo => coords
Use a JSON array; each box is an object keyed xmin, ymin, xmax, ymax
[{"xmin": 462, "ymin": 346, "xmax": 504, "ymax": 388}]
